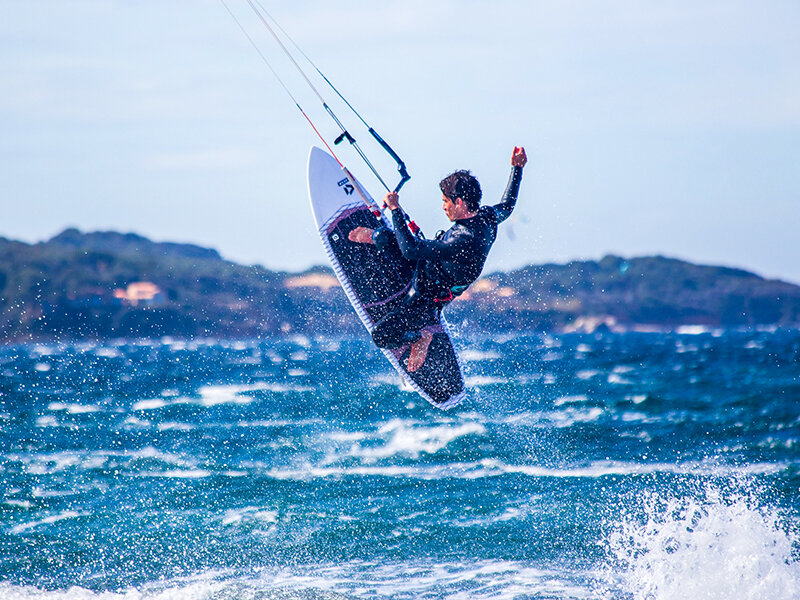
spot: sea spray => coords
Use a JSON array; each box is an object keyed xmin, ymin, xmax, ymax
[{"xmin": 604, "ymin": 484, "xmax": 800, "ymax": 600}]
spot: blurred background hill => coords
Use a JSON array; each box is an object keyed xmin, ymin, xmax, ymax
[{"xmin": 2, "ymin": 229, "xmax": 798, "ymax": 342}]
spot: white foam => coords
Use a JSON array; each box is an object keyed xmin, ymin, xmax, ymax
[
  {"xmin": 221, "ymin": 506, "xmax": 278, "ymax": 526},
  {"xmin": 264, "ymin": 459, "xmax": 797, "ymax": 482},
  {"xmin": 287, "ymin": 334, "xmax": 312, "ymax": 347},
  {"xmin": 576, "ymin": 369, "xmax": 601, "ymax": 380},
  {"xmin": 460, "ymin": 349, "xmax": 502, "ymax": 361},
  {"xmin": 11, "ymin": 510, "xmax": 88, "ymax": 534},
  {"xmin": 554, "ymin": 394, "xmax": 590, "ymax": 406},
  {"xmin": 260, "ymin": 382, "xmax": 314, "ymax": 393},
  {"xmin": 132, "ymin": 398, "xmax": 167, "ymax": 411},
  {"xmin": 263, "ymin": 350, "xmax": 283, "ymax": 364},
  {"xmin": 236, "ymin": 418, "xmax": 322, "ymax": 428},
  {"xmin": 328, "ymin": 420, "xmax": 486, "ymax": 462},
  {"xmin": 35, "ymin": 415, "xmax": 64, "ymax": 428},
  {"xmin": 123, "ymin": 416, "xmax": 151, "ymax": 428},
  {"xmin": 606, "ymin": 487, "xmax": 800, "ymax": 600},
  {"xmin": 196, "ymin": 383, "xmax": 262, "ymax": 406},
  {"xmin": 47, "ymin": 402, "xmax": 100, "ymax": 414},
  {"xmin": 465, "ymin": 375, "xmax": 506, "ymax": 386},
  {"xmin": 7, "ymin": 446, "xmax": 198, "ymax": 476},
  {"xmin": 132, "ymin": 382, "xmax": 300, "ymax": 412},
  {"xmin": 676, "ymin": 325, "xmax": 711, "ymax": 335},
  {"xmin": 0, "ymin": 560, "xmax": 594, "ymax": 599},
  {"xmin": 30, "ymin": 344, "xmax": 57, "ymax": 357},
  {"xmin": 370, "ymin": 373, "xmax": 404, "ymax": 390},
  {"xmin": 143, "ymin": 469, "xmax": 211, "ymax": 479},
  {"xmin": 94, "ymin": 347, "xmax": 121, "ymax": 358},
  {"xmin": 156, "ymin": 422, "xmax": 195, "ymax": 431},
  {"xmin": 494, "ymin": 408, "xmax": 608, "ymax": 428},
  {"xmin": 607, "ymin": 373, "xmax": 633, "ymax": 385},
  {"xmin": 125, "ymin": 446, "xmax": 191, "ymax": 467}
]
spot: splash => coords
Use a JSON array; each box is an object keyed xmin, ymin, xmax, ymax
[{"xmin": 604, "ymin": 485, "xmax": 800, "ymax": 600}]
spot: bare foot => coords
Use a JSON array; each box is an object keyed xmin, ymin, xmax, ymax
[
  {"xmin": 348, "ymin": 227, "xmax": 375, "ymax": 244},
  {"xmin": 407, "ymin": 329, "xmax": 433, "ymax": 372}
]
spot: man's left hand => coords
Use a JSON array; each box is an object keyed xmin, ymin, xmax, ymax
[
  {"xmin": 348, "ymin": 227, "xmax": 375, "ymax": 244},
  {"xmin": 512, "ymin": 146, "xmax": 527, "ymax": 168}
]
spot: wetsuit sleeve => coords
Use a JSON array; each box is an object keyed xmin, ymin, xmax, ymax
[
  {"xmin": 491, "ymin": 165, "xmax": 523, "ymax": 224},
  {"xmin": 391, "ymin": 209, "xmax": 471, "ymax": 262}
]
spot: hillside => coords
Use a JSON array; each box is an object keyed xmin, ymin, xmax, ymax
[
  {"xmin": 1, "ymin": 229, "xmax": 798, "ymax": 342},
  {"xmin": 449, "ymin": 255, "xmax": 800, "ymax": 332}
]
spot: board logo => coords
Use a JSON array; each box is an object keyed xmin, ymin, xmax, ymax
[{"xmin": 337, "ymin": 178, "xmax": 355, "ymax": 195}]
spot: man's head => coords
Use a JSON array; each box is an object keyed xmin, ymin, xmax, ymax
[{"xmin": 439, "ymin": 170, "xmax": 481, "ymax": 221}]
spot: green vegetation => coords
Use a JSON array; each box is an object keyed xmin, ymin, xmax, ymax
[
  {"xmin": 1, "ymin": 229, "xmax": 798, "ymax": 342},
  {"xmin": 450, "ymin": 255, "xmax": 800, "ymax": 331}
]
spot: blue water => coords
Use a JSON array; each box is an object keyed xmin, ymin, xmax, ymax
[{"xmin": 1, "ymin": 330, "xmax": 799, "ymax": 599}]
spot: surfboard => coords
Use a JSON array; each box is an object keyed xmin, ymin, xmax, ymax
[{"xmin": 307, "ymin": 146, "xmax": 465, "ymax": 409}]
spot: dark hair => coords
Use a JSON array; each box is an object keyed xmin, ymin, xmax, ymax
[{"xmin": 439, "ymin": 170, "xmax": 482, "ymax": 212}]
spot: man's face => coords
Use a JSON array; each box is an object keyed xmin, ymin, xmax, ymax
[{"xmin": 442, "ymin": 194, "xmax": 459, "ymax": 221}]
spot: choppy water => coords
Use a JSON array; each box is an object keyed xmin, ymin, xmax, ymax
[{"xmin": 1, "ymin": 330, "xmax": 799, "ymax": 599}]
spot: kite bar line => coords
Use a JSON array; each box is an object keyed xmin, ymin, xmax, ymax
[
  {"xmin": 223, "ymin": 0, "xmax": 410, "ymax": 197},
  {"xmin": 252, "ymin": 0, "xmax": 410, "ymax": 193},
  {"xmin": 244, "ymin": 0, "xmax": 398, "ymax": 195},
  {"xmin": 219, "ymin": 0, "xmax": 379, "ymax": 213}
]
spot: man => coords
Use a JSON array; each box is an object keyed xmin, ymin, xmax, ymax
[{"xmin": 348, "ymin": 146, "xmax": 527, "ymax": 371}]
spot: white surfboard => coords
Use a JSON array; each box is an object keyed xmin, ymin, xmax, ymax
[{"xmin": 307, "ymin": 146, "xmax": 465, "ymax": 409}]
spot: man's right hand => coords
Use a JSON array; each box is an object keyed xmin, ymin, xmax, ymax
[
  {"xmin": 348, "ymin": 226, "xmax": 375, "ymax": 244},
  {"xmin": 384, "ymin": 191, "xmax": 400, "ymax": 211}
]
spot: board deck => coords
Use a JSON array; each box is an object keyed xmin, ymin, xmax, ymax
[{"xmin": 307, "ymin": 146, "xmax": 465, "ymax": 409}]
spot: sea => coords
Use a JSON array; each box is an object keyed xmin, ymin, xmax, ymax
[{"xmin": 1, "ymin": 328, "xmax": 798, "ymax": 599}]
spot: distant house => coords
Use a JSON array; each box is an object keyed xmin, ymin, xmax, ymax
[
  {"xmin": 284, "ymin": 273, "xmax": 340, "ymax": 292},
  {"xmin": 113, "ymin": 282, "xmax": 165, "ymax": 307},
  {"xmin": 456, "ymin": 278, "xmax": 515, "ymax": 300}
]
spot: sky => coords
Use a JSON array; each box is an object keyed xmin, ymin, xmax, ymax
[{"xmin": 2, "ymin": 0, "xmax": 799, "ymax": 282}]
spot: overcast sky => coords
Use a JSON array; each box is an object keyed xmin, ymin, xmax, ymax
[{"xmin": 2, "ymin": 0, "xmax": 799, "ymax": 282}]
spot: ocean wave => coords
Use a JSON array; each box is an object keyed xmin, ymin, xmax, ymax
[
  {"xmin": 47, "ymin": 402, "xmax": 101, "ymax": 414},
  {"xmin": 499, "ymin": 407, "xmax": 605, "ymax": 428},
  {"xmin": 10, "ymin": 510, "xmax": 89, "ymax": 535},
  {"xmin": 554, "ymin": 394, "xmax": 590, "ymax": 406},
  {"xmin": 605, "ymin": 486, "xmax": 800, "ymax": 600},
  {"xmin": 460, "ymin": 349, "xmax": 502, "ymax": 362},
  {"xmin": 139, "ymin": 469, "xmax": 212, "ymax": 479},
  {"xmin": 263, "ymin": 458, "xmax": 797, "ymax": 482},
  {"xmin": 220, "ymin": 506, "xmax": 279, "ymax": 526},
  {"xmin": 0, "ymin": 560, "xmax": 597, "ymax": 599},
  {"xmin": 5, "ymin": 446, "xmax": 197, "ymax": 476},
  {"xmin": 35, "ymin": 415, "xmax": 69, "ymax": 428},
  {"xmin": 324, "ymin": 419, "xmax": 485, "ymax": 462},
  {"xmin": 575, "ymin": 369, "xmax": 601, "ymax": 380},
  {"xmin": 465, "ymin": 375, "xmax": 507, "ymax": 386},
  {"xmin": 130, "ymin": 382, "xmax": 311, "ymax": 412}
]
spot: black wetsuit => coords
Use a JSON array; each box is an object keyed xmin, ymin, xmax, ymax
[{"xmin": 370, "ymin": 165, "xmax": 523, "ymax": 350}]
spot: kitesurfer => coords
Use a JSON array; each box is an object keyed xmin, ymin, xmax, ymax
[{"xmin": 348, "ymin": 146, "xmax": 527, "ymax": 371}]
